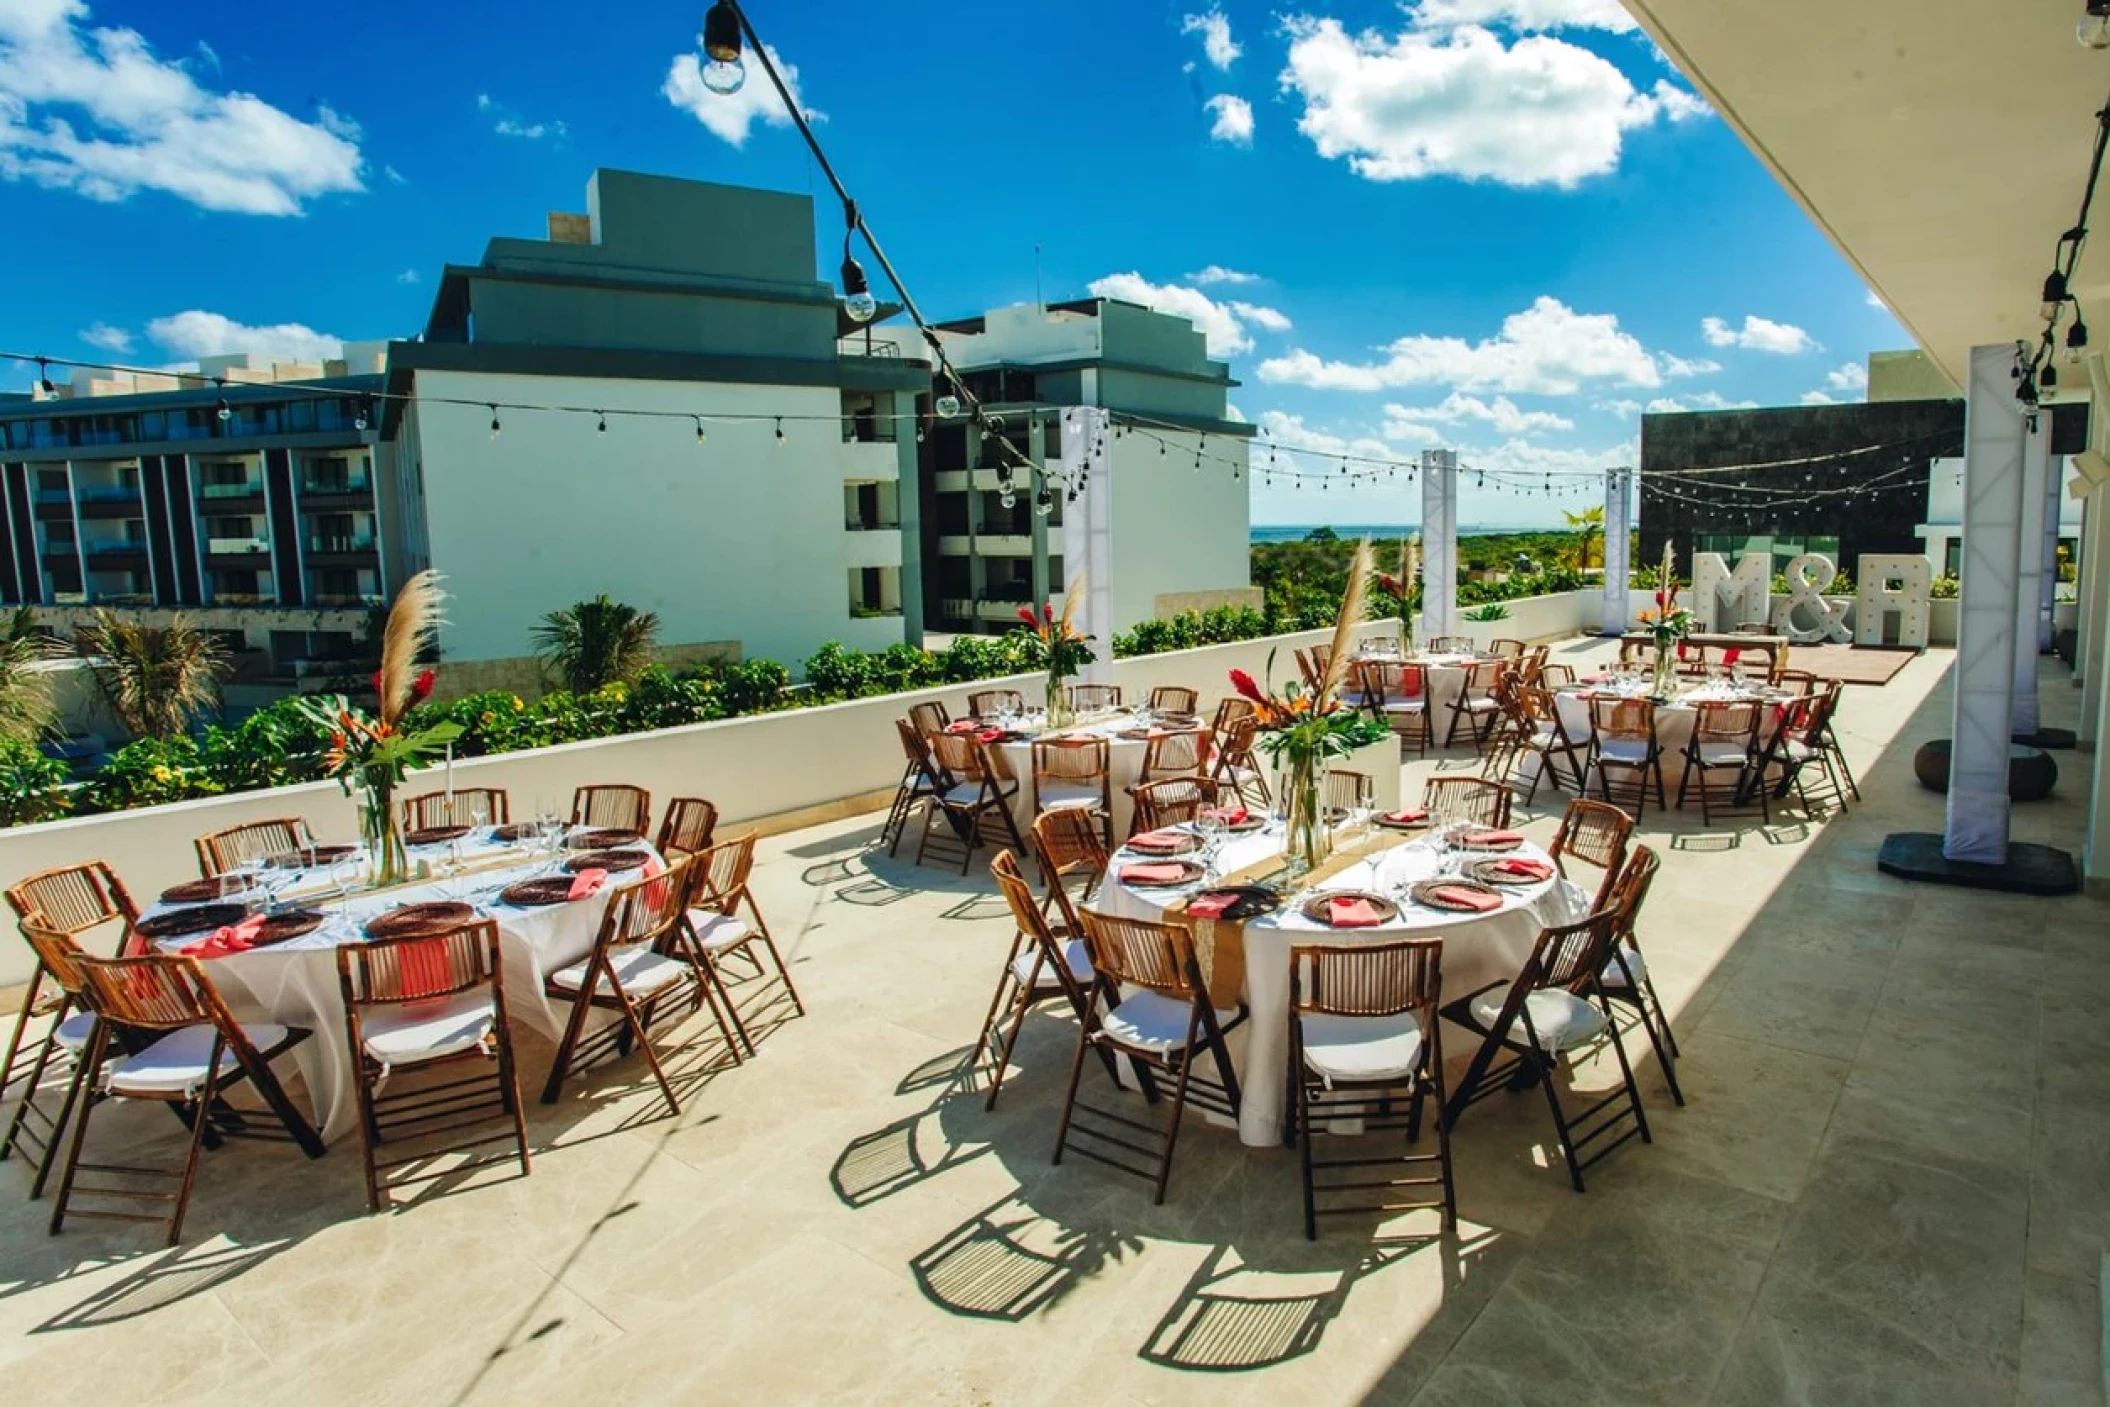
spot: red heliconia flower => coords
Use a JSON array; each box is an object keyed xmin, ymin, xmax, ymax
[
  {"xmin": 1016, "ymin": 606, "xmax": 1038, "ymax": 627},
  {"xmin": 1229, "ymin": 668, "xmax": 1264, "ymax": 703},
  {"xmin": 370, "ymin": 669, "xmax": 384, "ymax": 696},
  {"xmin": 1654, "ymin": 590, "xmax": 1666, "ymax": 608},
  {"xmin": 409, "ymin": 668, "xmax": 437, "ymax": 703},
  {"xmin": 1043, "ymin": 602, "xmax": 1055, "ymax": 623}
]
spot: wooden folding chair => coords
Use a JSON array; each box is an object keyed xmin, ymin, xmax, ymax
[
  {"xmin": 542, "ymin": 853, "xmax": 712, "ymax": 1114},
  {"xmin": 2, "ymin": 862, "xmax": 145, "ymax": 1171},
  {"xmin": 1287, "ymin": 938, "xmax": 1453, "ymax": 1239},
  {"xmin": 571, "ymin": 785, "xmax": 651, "ymax": 835},
  {"xmin": 1487, "ymin": 638, "xmax": 1527, "ymax": 660},
  {"xmin": 1209, "ymin": 696, "xmax": 1256, "ymax": 736},
  {"xmin": 51, "ymin": 951, "xmax": 323, "ymax": 1244},
  {"xmin": 1428, "ymin": 636, "xmax": 1475, "ymax": 654},
  {"xmin": 1065, "ymin": 683, "xmax": 1123, "ymax": 712},
  {"xmin": 1441, "ymin": 912, "xmax": 1650, "ymax": 1193},
  {"xmin": 883, "ymin": 721, "xmax": 942, "ymax": 857},
  {"xmin": 683, "ymin": 834, "xmax": 805, "ymax": 1056},
  {"xmin": 918, "ymin": 732, "xmax": 1026, "ymax": 873},
  {"xmin": 4, "ymin": 921, "xmax": 101, "ymax": 1197},
  {"xmin": 656, "ymin": 796, "xmax": 721, "ymax": 860},
  {"xmin": 401, "ymin": 787, "xmax": 510, "ymax": 830},
  {"xmin": 1324, "ymin": 769, "xmax": 1374, "ymax": 819},
  {"xmin": 1029, "ymin": 808, "xmax": 1110, "ymax": 938},
  {"xmin": 968, "ymin": 688, "xmax": 1026, "ymax": 718},
  {"xmin": 1537, "ymin": 663, "xmax": 1576, "ymax": 690},
  {"xmin": 1677, "ymin": 699, "xmax": 1768, "ymax": 825},
  {"xmin": 195, "ymin": 818, "xmax": 311, "ymax": 878},
  {"xmin": 973, "ymin": 851, "xmax": 1103, "ymax": 1110},
  {"xmin": 1055, "ymin": 912, "xmax": 1245, "ymax": 1204},
  {"xmin": 1770, "ymin": 681, "xmax": 1858, "ymax": 813},
  {"xmin": 1587, "ymin": 696, "xmax": 1667, "ymax": 819},
  {"xmin": 1445, "ymin": 660, "xmax": 1505, "ymax": 750},
  {"xmin": 1424, "ymin": 776, "xmax": 1513, "ymax": 830},
  {"xmin": 337, "ymin": 919, "xmax": 530, "ymax": 1211},
  {"xmin": 1501, "ymin": 683, "xmax": 1587, "ymax": 805},
  {"xmin": 908, "ymin": 699, "xmax": 952, "ymax": 738},
  {"xmin": 1597, "ymin": 846, "xmax": 1681, "ymax": 1107},
  {"xmin": 1548, "ymin": 797, "xmax": 1634, "ymax": 913},
  {"xmin": 1129, "ymin": 777, "xmax": 1215, "ymax": 835},
  {"xmin": 1032, "ymin": 736, "xmax": 1113, "ymax": 844},
  {"xmin": 1140, "ymin": 727, "xmax": 1206, "ymax": 784},
  {"xmin": 1147, "ymin": 686, "xmax": 1199, "ymax": 716},
  {"xmin": 1360, "ymin": 660, "xmax": 1431, "ymax": 757},
  {"xmin": 1208, "ymin": 715, "xmax": 1272, "ymax": 807}
]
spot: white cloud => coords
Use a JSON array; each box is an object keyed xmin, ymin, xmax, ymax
[
  {"xmin": 1204, "ymin": 93, "xmax": 1254, "ymax": 145},
  {"xmin": 1799, "ymin": 390, "xmax": 1837, "ymax": 406},
  {"xmin": 1280, "ymin": 18, "xmax": 1708, "ymax": 189},
  {"xmin": 145, "ymin": 310, "xmax": 344, "ymax": 364},
  {"xmin": 0, "ymin": 1, "xmax": 365, "ymax": 215},
  {"xmin": 1087, "ymin": 273, "xmax": 1288, "ymax": 358},
  {"xmin": 1259, "ymin": 295, "xmax": 1673, "ymax": 395},
  {"xmin": 1865, "ymin": 290, "xmax": 1885, "ymax": 310},
  {"xmin": 1651, "ymin": 80, "xmax": 1712, "ymax": 123},
  {"xmin": 477, "ymin": 93, "xmax": 565, "ymax": 141},
  {"xmin": 1700, "ymin": 314, "xmax": 1817, "ymax": 354},
  {"xmin": 662, "ymin": 42, "xmax": 819, "ymax": 147},
  {"xmin": 383, "ymin": 163, "xmax": 405, "ymax": 184},
  {"xmin": 1256, "ymin": 410, "xmax": 1398, "ymax": 463},
  {"xmin": 1408, "ymin": 0, "xmax": 1639, "ymax": 33},
  {"xmin": 1181, "ymin": 10, "xmax": 1242, "ymax": 70},
  {"xmin": 1645, "ymin": 392, "xmax": 1758, "ymax": 413},
  {"xmin": 1189, "ymin": 264, "xmax": 1259, "ymax": 286},
  {"xmin": 1378, "ymin": 417, "xmax": 1444, "ymax": 445},
  {"xmin": 1825, "ymin": 361, "xmax": 1868, "ymax": 393},
  {"xmin": 1229, "ymin": 300, "xmax": 1291, "ymax": 332},
  {"xmin": 79, "ymin": 320, "xmax": 131, "ymax": 353},
  {"xmin": 396, "ymin": 268, "xmax": 420, "ymax": 285},
  {"xmin": 1598, "ymin": 398, "xmax": 1644, "ymax": 417},
  {"xmin": 1382, "ymin": 392, "xmax": 1575, "ymax": 435},
  {"xmin": 1660, "ymin": 352, "xmax": 1722, "ymax": 378}
]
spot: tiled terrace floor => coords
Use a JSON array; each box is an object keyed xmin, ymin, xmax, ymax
[{"xmin": 0, "ymin": 643, "xmax": 2104, "ymax": 1405}]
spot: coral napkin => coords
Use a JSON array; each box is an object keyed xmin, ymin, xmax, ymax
[
  {"xmin": 1186, "ymin": 892, "xmax": 1238, "ymax": 919},
  {"xmin": 1461, "ymin": 829, "xmax": 1524, "ymax": 847},
  {"xmin": 945, "ymin": 721, "xmax": 977, "ymax": 733},
  {"xmin": 1203, "ymin": 807, "xmax": 1249, "ymax": 826},
  {"xmin": 567, "ymin": 868, "xmax": 610, "ymax": 900},
  {"xmin": 1127, "ymin": 831, "xmax": 1188, "ymax": 854},
  {"xmin": 976, "ymin": 728, "xmax": 1005, "ymax": 743},
  {"xmin": 182, "ymin": 912, "xmax": 266, "ymax": 958},
  {"xmin": 1432, "ymin": 885, "xmax": 1502, "ymax": 913},
  {"xmin": 1325, "ymin": 896, "xmax": 1383, "ymax": 928},
  {"xmin": 1120, "ymin": 863, "xmax": 1190, "ymax": 885},
  {"xmin": 1384, "ymin": 807, "xmax": 1429, "ymax": 824},
  {"xmin": 1490, "ymin": 857, "xmax": 1554, "ymax": 881}
]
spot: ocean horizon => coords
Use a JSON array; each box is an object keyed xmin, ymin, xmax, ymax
[{"xmin": 1250, "ymin": 523, "xmax": 1564, "ymax": 544}]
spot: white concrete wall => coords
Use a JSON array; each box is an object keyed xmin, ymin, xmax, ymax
[
  {"xmin": 1106, "ymin": 429, "xmax": 1249, "ymax": 632},
  {"xmin": 409, "ymin": 369, "xmax": 910, "ymax": 670},
  {"xmin": 0, "ymin": 622, "xmax": 1389, "ymax": 988}
]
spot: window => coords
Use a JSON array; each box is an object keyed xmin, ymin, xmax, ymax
[{"xmin": 839, "ymin": 392, "xmax": 895, "ymax": 443}]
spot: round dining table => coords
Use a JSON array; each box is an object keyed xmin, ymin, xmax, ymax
[
  {"xmin": 1084, "ymin": 821, "xmax": 1588, "ymax": 1147},
  {"xmin": 984, "ymin": 711, "xmax": 1205, "ymax": 840},
  {"xmin": 1550, "ymin": 674, "xmax": 1796, "ymax": 781},
  {"xmin": 136, "ymin": 827, "xmax": 665, "ymax": 1142},
  {"xmin": 1348, "ymin": 646, "xmax": 1497, "ymax": 746}
]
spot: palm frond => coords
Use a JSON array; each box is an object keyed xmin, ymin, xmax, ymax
[
  {"xmin": 377, "ymin": 571, "xmax": 444, "ymax": 726},
  {"xmin": 1318, "ymin": 540, "xmax": 1372, "ymax": 702},
  {"xmin": 76, "ymin": 610, "xmax": 225, "ymax": 739},
  {"xmin": 531, "ymin": 595, "xmax": 660, "ymax": 693}
]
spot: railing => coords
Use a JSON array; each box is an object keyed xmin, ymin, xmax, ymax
[
  {"xmin": 206, "ymin": 536, "xmax": 270, "ymax": 556},
  {"xmin": 33, "ymin": 490, "xmax": 72, "ymax": 504},
  {"xmin": 82, "ymin": 541, "xmax": 147, "ymax": 557},
  {"xmin": 199, "ymin": 482, "xmax": 264, "ymax": 499},
  {"xmin": 299, "ymin": 478, "xmax": 372, "ymax": 497},
  {"xmin": 75, "ymin": 487, "xmax": 140, "ymax": 504},
  {"xmin": 843, "ymin": 518, "xmax": 902, "ymax": 532},
  {"xmin": 308, "ymin": 592, "xmax": 381, "ymax": 607},
  {"xmin": 307, "ymin": 535, "xmax": 376, "ymax": 554}
]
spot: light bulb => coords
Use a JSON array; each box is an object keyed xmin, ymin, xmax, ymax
[
  {"xmin": 216, "ymin": 399, "xmax": 232, "ymax": 423},
  {"xmin": 844, "ymin": 290, "xmax": 877, "ymax": 323},
  {"xmin": 775, "ymin": 417, "xmax": 786, "ymax": 445},
  {"xmin": 489, "ymin": 407, "xmax": 502, "ymax": 440},
  {"xmin": 1034, "ymin": 489, "xmax": 1054, "ymax": 517},
  {"xmin": 999, "ymin": 489, "xmax": 1016, "ymax": 510},
  {"xmin": 702, "ymin": 57, "xmax": 746, "ymax": 94},
  {"xmin": 935, "ymin": 395, "xmax": 961, "ymax": 419},
  {"xmin": 2081, "ymin": 4, "xmax": 2110, "ymax": 48},
  {"xmin": 700, "ymin": 2, "xmax": 746, "ymax": 92},
  {"xmin": 840, "ymin": 250, "xmax": 877, "ymax": 323},
  {"xmin": 695, "ymin": 419, "xmax": 707, "ymax": 444},
  {"xmin": 596, "ymin": 412, "xmax": 607, "ymax": 434}
]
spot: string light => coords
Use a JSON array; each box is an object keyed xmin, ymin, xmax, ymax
[
  {"xmin": 596, "ymin": 410, "xmax": 607, "ymax": 435},
  {"xmin": 489, "ymin": 405, "xmax": 502, "ymax": 440},
  {"xmin": 214, "ymin": 378, "xmax": 231, "ymax": 424},
  {"xmin": 694, "ymin": 416, "xmax": 707, "ymax": 445},
  {"xmin": 775, "ymin": 416, "xmax": 785, "ymax": 446}
]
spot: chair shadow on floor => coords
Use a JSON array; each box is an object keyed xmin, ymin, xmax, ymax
[
  {"xmin": 910, "ymin": 1188, "xmax": 1145, "ymax": 1322},
  {"xmin": 36, "ymin": 1237, "xmax": 293, "ymax": 1330},
  {"xmin": 830, "ymin": 1091, "xmax": 994, "ymax": 1209}
]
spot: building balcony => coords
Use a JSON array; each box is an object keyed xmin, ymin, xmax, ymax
[
  {"xmin": 81, "ymin": 541, "xmax": 147, "ymax": 561},
  {"xmin": 205, "ymin": 536, "xmax": 271, "ymax": 558},
  {"xmin": 838, "ymin": 440, "xmax": 900, "ymax": 484},
  {"xmin": 306, "ymin": 535, "xmax": 377, "ymax": 556},
  {"xmin": 298, "ymin": 486, "xmax": 376, "ymax": 511},
  {"xmin": 843, "ymin": 530, "xmax": 903, "ymax": 571},
  {"xmin": 32, "ymin": 497, "xmax": 73, "ymax": 521},
  {"xmin": 76, "ymin": 494, "xmax": 143, "ymax": 519},
  {"xmin": 938, "ymin": 533, "xmax": 1035, "ymax": 557},
  {"xmin": 199, "ymin": 482, "xmax": 266, "ymax": 501}
]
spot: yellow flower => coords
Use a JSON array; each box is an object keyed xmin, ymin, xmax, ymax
[
  {"xmin": 150, "ymin": 765, "xmax": 173, "ymax": 782},
  {"xmin": 511, "ymin": 695, "xmax": 525, "ymax": 710},
  {"xmin": 480, "ymin": 711, "xmax": 496, "ymax": 726}
]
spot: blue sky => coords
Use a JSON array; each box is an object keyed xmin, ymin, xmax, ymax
[{"xmin": 0, "ymin": 0, "xmax": 1908, "ymax": 527}]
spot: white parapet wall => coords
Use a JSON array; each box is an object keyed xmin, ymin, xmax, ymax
[{"xmin": 0, "ymin": 622, "xmax": 1394, "ymax": 988}]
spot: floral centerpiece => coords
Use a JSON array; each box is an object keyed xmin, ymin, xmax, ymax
[
  {"xmin": 1018, "ymin": 572, "xmax": 1095, "ymax": 727},
  {"xmin": 296, "ymin": 571, "xmax": 462, "ymax": 885},
  {"xmin": 1230, "ymin": 541, "xmax": 1388, "ymax": 875},
  {"xmin": 1635, "ymin": 541, "xmax": 1694, "ymax": 699},
  {"xmin": 1375, "ymin": 533, "xmax": 1421, "ymax": 655}
]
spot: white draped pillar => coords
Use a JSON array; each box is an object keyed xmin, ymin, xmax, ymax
[
  {"xmin": 1420, "ymin": 449, "xmax": 1459, "ymax": 638},
  {"xmin": 1602, "ymin": 465, "xmax": 1633, "ymax": 636},
  {"xmin": 1060, "ymin": 407, "xmax": 1115, "ymax": 684},
  {"xmin": 2041, "ymin": 448, "xmax": 2063, "ymax": 655},
  {"xmin": 2014, "ymin": 419, "xmax": 2050, "ymax": 739},
  {"xmin": 1945, "ymin": 345, "xmax": 2027, "ymax": 864},
  {"xmin": 2079, "ymin": 493, "xmax": 2107, "ymax": 745}
]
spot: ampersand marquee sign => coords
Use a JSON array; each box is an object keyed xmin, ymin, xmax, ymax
[{"xmin": 1770, "ymin": 553, "xmax": 1854, "ymax": 644}]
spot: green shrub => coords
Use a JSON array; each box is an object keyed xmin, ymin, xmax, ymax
[
  {"xmin": 1463, "ymin": 602, "xmax": 1511, "ymax": 622},
  {"xmin": 617, "ymin": 666, "xmax": 726, "ymax": 730},
  {"xmin": 199, "ymin": 696, "xmax": 339, "ymax": 791},
  {"xmin": 1930, "ymin": 575, "xmax": 1959, "ymax": 600},
  {"xmin": 0, "ymin": 739, "xmax": 72, "ymax": 825},
  {"xmin": 88, "ymin": 736, "xmax": 215, "ymax": 811}
]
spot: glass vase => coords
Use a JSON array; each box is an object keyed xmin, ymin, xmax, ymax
[
  {"xmin": 1279, "ymin": 749, "xmax": 1332, "ymax": 879},
  {"xmin": 1651, "ymin": 640, "xmax": 1679, "ymax": 700},
  {"xmin": 360, "ymin": 781, "xmax": 408, "ymax": 888},
  {"xmin": 1045, "ymin": 671, "xmax": 1074, "ymax": 730}
]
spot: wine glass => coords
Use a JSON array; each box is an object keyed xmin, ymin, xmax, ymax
[{"xmin": 1195, "ymin": 808, "xmax": 1228, "ymax": 881}]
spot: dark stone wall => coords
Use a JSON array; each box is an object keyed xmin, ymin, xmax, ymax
[{"xmin": 1638, "ymin": 398, "xmax": 2088, "ymax": 570}]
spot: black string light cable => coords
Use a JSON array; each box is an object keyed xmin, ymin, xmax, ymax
[{"xmin": 2017, "ymin": 90, "xmax": 2110, "ymax": 408}]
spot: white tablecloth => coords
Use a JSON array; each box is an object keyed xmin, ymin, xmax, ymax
[
  {"xmin": 1350, "ymin": 650, "xmax": 1484, "ymax": 746},
  {"xmin": 1552, "ymin": 678, "xmax": 1791, "ymax": 784},
  {"xmin": 989, "ymin": 716, "xmax": 1179, "ymax": 840},
  {"xmin": 1085, "ymin": 825, "xmax": 1587, "ymax": 1146},
  {"xmin": 140, "ymin": 829, "xmax": 662, "ymax": 1141}
]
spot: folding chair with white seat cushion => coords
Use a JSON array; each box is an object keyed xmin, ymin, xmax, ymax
[
  {"xmin": 1057, "ymin": 912, "xmax": 1246, "ymax": 1204},
  {"xmin": 1032, "ymin": 738, "xmax": 1113, "ymax": 846},
  {"xmin": 1677, "ymin": 699, "xmax": 1767, "ymax": 826},
  {"xmin": 1548, "ymin": 798, "xmax": 1633, "ymax": 914},
  {"xmin": 52, "ymin": 952, "xmax": 322, "ymax": 1246},
  {"xmin": 918, "ymin": 732, "xmax": 1027, "ymax": 873},
  {"xmin": 1359, "ymin": 660, "xmax": 1432, "ymax": 757},
  {"xmin": 4, "ymin": 919, "xmax": 124, "ymax": 1197},
  {"xmin": 973, "ymin": 852, "xmax": 1109, "ymax": 1110},
  {"xmin": 1445, "ymin": 661, "xmax": 1505, "ymax": 750},
  {"xmin": 1596, "ymin": 845, "xmax": 1680, "ymax": 1106},
  {"xmin": 550, "ymin": 944, "xmax": 692, "ymax": 997},
  {"xmin": 1587, "ymin": 696, "xmax": 1666, "ymax": 819},
  {"xmin": 680, "ymin": 833, "xmax": 805, "ymax": 1058},
  {"xmin": 1287, "ymin": 938, "xmax": 1453, "ymax": 1239},
  {"xmin": 1443, "ymin": 913, "xmax": 1649, "ymax": 1194},
  {"xmin": 339, "ymin": 920, "xmax": 530, "ymax": 1211}
]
